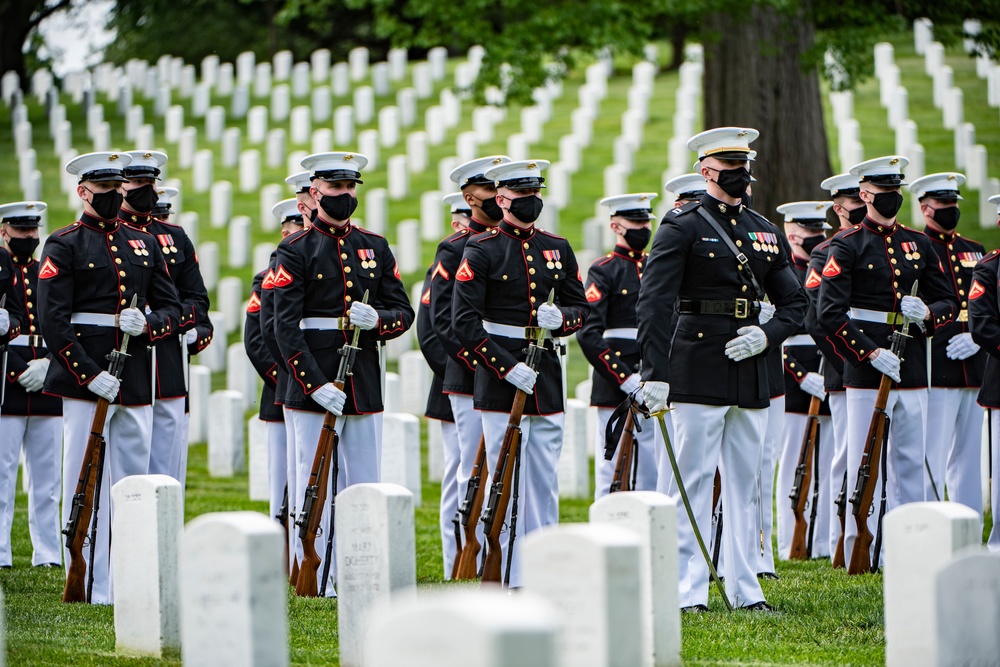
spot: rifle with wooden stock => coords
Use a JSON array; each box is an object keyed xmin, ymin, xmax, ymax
[
  {"xmin": 789, "ymin": 359, "xmax": 825, "ymax": 560},
  {"xmin": 294, "ymin": 291, "xmax": 367, "ymax": 597},
  {"xmin": 453, "ymin": 435, "xmax": 487, "ymax": 579},
  {"xmin": 481, "ymin": 290, "xmax": 554, "ymax": 587},
  {"xmin": 847, "ymin": 281, "xmax": 918, "ymax": 575},
  {"xmin": 832, "ymin": 471, "xmax": 848, "ymax": 568},
  {"xmin": 63, "ymin": 295, "xmax": 135, "ymax": 603},
  {"xmin": 609, "ymin": 408, "xmax": 638, "ymax": 493}
]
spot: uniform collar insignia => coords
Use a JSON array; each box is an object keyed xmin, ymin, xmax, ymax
[
  {"xmin": 613, "ymin": 244, "xmax": 643, "ymax": 262},
  {"xmin": 79, "ymin": 213, "xmax": 119, "ymax": 233},
  {"xmin": 861, "ymin": 217, "xmax": 897, "ymax": 236},
  {"xmin": 499, "ymin": 219, "xmax": 535, "ymax": 239}
]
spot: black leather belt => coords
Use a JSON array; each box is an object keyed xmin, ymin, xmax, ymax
[{"xmin": 678, "ymin": 298, "xmax": 760, "ymax": 319}]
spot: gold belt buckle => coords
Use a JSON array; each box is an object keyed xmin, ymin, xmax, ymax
[
  {"xmin": 958, "ymin": 309, "xmax": 968, "ymax": 323},
  {"xmin": 734, "ymin": 298, "xmax": 750, "ymax": 319},
  {"xmin": 886, "ymin": 312, "xmax": 904, "ymax": 326},
  {"xmin": 338, "ymin": 316, "xmax": 355, "ymax": 330},
  {"xmin": 525, "ymin": 326, "xmax": 543, "ymax": 339}
]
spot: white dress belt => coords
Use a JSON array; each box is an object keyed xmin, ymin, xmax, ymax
[
  {"xmin": 783, "ymin": 334, "xmax": 815, "ymax": 347},
  {"xmin": 482, "ymin": 320, "xmax": 560, "ymax": 341},
  {"xmin": 849, "ymin": 307, "xmax": 903, "ymax": 325},
  {"xmin": 70, "ymin": 312, "xmax": 117, "ymax": 327},
  {"xmin": 299, "ymin": 317, "xmax": 351, "ymax": 330},
  {"xmin": 8, "ymin": 335, "xmax": 45, "ymax": 348},
  {"xmin": 603, "ymin": 327, "xmax": 638, "ymax": 340}
]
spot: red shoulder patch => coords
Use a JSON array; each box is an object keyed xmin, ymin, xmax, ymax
[
  {"xmin": 585, "ymin": 283, "xmax": 603, "ymax": 303},
  {"xmin": 968, "ymin": 280, "xmax": 985, "ymax": 301},
  {"xmin": 431, "ymin": 261, "xmax": 450, "ymax": 281},
  {"xmin": 805, "ymin": 267, "xmax": 822, "ymax": 289},
  {"xmin": 38, "ymin": 257, "xmax": 59, "ymax": 279},
  {"xmin": 420, "ymin": 288, "xmax": 431, "ymax": 305},
  {"xmin": 272, "ymin": 264, "xmax": 293, "ymax": 288},
  {"xmin": 393, "ymin": 260, "xmax": 400, "ymax": 280},
  {"xmin": 456, "ymin": 258, "xmax": 475, "ymax": 282},
  {"xmin": 577, "ymin": 267, "xmax": 583, "ymax": 282},
  {"xmin": 822, "ymin": 255, "xmax": 842, "ymax": 278},
  {"xmin": 246, "ymin": 292, "xmax": 261, "ymax": 313},
  {"xmin": 261, "ymin": 269, "xmax": 276, "ymax": 290}
]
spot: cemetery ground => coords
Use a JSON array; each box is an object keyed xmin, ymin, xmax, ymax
[{"xmin": 6, "ymin": 431, "xmax": 991, "ymax": 665}]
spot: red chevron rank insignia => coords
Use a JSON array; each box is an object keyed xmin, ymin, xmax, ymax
[
  {"xmin": 246, "ymin": 292, "xmax": 261, "ymax": 313},
  {"xmin": 261, "ymin": 269, "xmax": 276, "ymax": 290},
  {"xmin": 394, "ymin": 260, "xmax": 400, "ymax": 280},
  {"xmin": 38, "ymin": 257, "xmax": 59, "ymax": 279},
  {"xmin": 822, "ymin": 255, "xmax": 842, "ymax": 278},
  {"xmin": 431, "ymin": 261, "xmax": 450, "ymax": 281},
  {"xmin": 272, "ymin": 264, "xmax": 293, "ymax": 287},
  {"xmin": 805, "ymin": 267, "xmax": 822, "ymax": 289},
  {"xmin": 456, "ymin": 258, "xmax": 475, "ymax": 282},
  {"xmin": 420, "ymin": 288, "xmax": 431, "ymax": 305},
  {"xmin": 968, "ymin": 280, "xmax": 985, "ymax": 300},
  {"xmin": 585, "ymin": 283, "xmax": 603, "ymax": 302}
]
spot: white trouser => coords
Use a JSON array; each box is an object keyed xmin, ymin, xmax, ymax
[
  {"xmin": 0, "ymin": 415, "xmax": 63, "ymax": 566},
  {"xmin": 665, "ymin": 402, "xmax": 766, "ymax": 609},
  {"xmin": 986, "ymin": 409, "xmax": 999, "ymax": 552},
  {"xmin": 284, "ymin": 407, "xmax": 302, "ymax": 572},
  {"xmin": 757, "ymin": 398, "xmax": 783, "ymax": 574},
  {"xmin": 61, "ymin": 399, "xmax": 152, "ymax": 604},
  {"xmin": 654, "ymin": 411, "xmax": 676, "ymax": 494},
  {"xmin": 843, "ymin": 388, "xmax": 927, "ymax": 567},
  {"xmin": 594, "ymin": 407, "xmax": 658, "ymax": 500},
  {"xmin": 925, "ymin": 387, "xmax": 983, "ymax": 517},
  {"xmin": 776, "ymin": 413, "xmax": 834, "ymax": 560},
  {"xmin": 448, "ymin": 394, "xmax": 485, "ymax": 559},
  {"xmin": 827, "ymin": 392, "xmax": 849, "ymax": 561},
  {"xmin": 267, "ymin": 421, "xmax": 288, "ymax": 521},
  {"xmin": 289, "ymin": 409, "xmax": 381, "ymax": 597},
  {"xmin": 438, "ymin": 419, "xmax": 461, "ymax": 579},
  {"xmin": 480, "ymin": 411, "xmax": 564, "ymax": 589},
  {"xmin": 146, "ymin": 397, "xmax": 188, "ymax": 484}
]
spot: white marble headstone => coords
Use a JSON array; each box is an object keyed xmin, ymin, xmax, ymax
[{"xmin": 207, "ymin": 390, "xmax": 247, "ymax": 477}]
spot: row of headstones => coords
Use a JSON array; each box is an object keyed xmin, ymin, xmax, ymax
[
  {"xmin": 830, "ymin": 39, "xmax": 999, "ymax": 229},
  {"xmin": 110, "ymin": 472, "xmax": 682, "ymax": 667}
]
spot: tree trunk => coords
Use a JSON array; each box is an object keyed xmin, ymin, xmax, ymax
[
  {"xmin": 702, "ymin": 4, "xmax": 832, "ymax": 224},
  {"xmin": 0, "ymin": 1, "xmax": 34, "ymax": 88}
]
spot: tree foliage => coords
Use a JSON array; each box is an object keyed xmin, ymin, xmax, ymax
[{"xmin": 0, "ymin": 0, "xmax": 74, "ymax": 86}]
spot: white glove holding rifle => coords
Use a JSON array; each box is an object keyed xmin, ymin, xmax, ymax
[
  {"xmin": 505, "ymin": 362, "xmax": 537, "ymax": 394},
  {"xmin": 87, "ymin": 371, "xmax": 121, "ymax": 402},
  {"xmin": 312, "ymin": 382, "xmax": 346, "ymax": 415},
  {"xmin": 869, "ymin": 348, "xmax": 901, "ymax": 383}
]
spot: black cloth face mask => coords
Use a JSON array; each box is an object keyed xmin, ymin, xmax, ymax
[
  {"xmin": 124, "ymin": 183, "xmax": 158, "ymax": 214},
  {"xmin": 847, "ymin": 205, "xmax": 867, "ymax": 226},
  {"xmin": 508, "ymin": 195, "xmax": 543, "ymax": 223},
  {"xmin": 710, "ymin": 166, "xmax": 753, "ymax": 199},
  {"xmin": 86, "ymin": 187, "xmax": 124, "ymax": 221},
  {"xmin": 623, "ymin": 227, "xmax": 651, "ymax": 251},
  {"xmin": 319, "ymin": 193, "xmax": 358, "ymax": 221},
  {"xmin": 480, "ymin": 195, "xmax": 504, "ymax": 221},
  {"xmin": 870, "ymin": 191, "xmax": 903, "ymax": 219},
  {"xmin": 800, "ymin": 234, "xmax": 824, "ymax": 255},
  {"xmin": 6, "ymin": 236, "xmax": 39, "ymax": 259},
  {"xmin": 931, "ymin": 205, "xmax": 960, "ymax": 230}
]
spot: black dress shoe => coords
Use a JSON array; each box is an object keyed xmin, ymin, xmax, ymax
[
  {"xmin": 757, "ymin": 571, "xmax": 779, "ymax": 580},
  {"xmin": 35, "ymin": 563, "xmax": 61, "ymax": 568},
  {"xmin": 741, "ymin": 601, "xmax": 776, "ymax": 612},
  {"xmin": 0, "ymin": 565, "xmax": 11, "ymax": 570},
  {"xmin": 680, "ymin": 604, "xmax": 709, "ymax": 614}
]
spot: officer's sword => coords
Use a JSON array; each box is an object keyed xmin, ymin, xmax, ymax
[{"xmin": 656, "ymin": 411, "xmax": 734, "ymax": 611}]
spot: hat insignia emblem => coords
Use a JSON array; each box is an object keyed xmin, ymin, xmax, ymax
[
  {"xmin": 26, "ymin": 203, "xmax": 35, "ymax": 209},
  {"xmin": 737, "ymin": 130, "xmax": 747, "ymax": 137},
  {"xmin": 109, "ymin": 154, "xmax": 119, "ymax": 161},
  {"xmin": 344, "ymin": 154, "xmax": 354, "ymax": 160},
  {"xmin": 947, "ymin": 174, "xmax": 956, "ymax": 180},
  {"xmin": 889, "ymin": 158, "xmax": 899, "ymax": 165},
  {"xmin": 639, "ymin": 195, "xmax": 648, "ymax": 201},
  {"xmin": 527, "ymin": 162, "xmax": 537, "ymax": 169},
  {"xmin": 493, "ymin": 157, "xmax": 503, "ymax": 164},
  {"xmin": 143, "ymin": 152, "xmax": 152, "ymax": 158},
  {"xmin": 816, "ymin": 204, "xmax": 824, "ymax": 209}
]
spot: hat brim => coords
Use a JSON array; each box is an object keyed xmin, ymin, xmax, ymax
[
  {"xmin": 1, "ymin": 217, "xmax": 43, "ymax": 228},
  {"xmin": 701, "ymin": 151, "xmax": 755, "ymax": 162}
]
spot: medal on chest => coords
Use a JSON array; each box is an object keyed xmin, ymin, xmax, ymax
[
  {"xmin": 900, "ymin": 241, "xmax": 919, "ymax": 261},
  {"xmin": 128, "ymin": 239, "xmax": 149, "ymax": 256},
  {"xmin": 357, "ymin": 248, "xmax": 377, "ymax": 269},
  {"xmin": 157, "ymin": 233, "xmax": 177, "ymax": 255},
  {"xmin": 542, "ymin": 249, "xmax": 562, "ymax": 270}
]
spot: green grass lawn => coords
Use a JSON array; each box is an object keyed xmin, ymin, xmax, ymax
[{"xmin": 3, "ymin": 435, "xmax": 900, "ymax": 666}]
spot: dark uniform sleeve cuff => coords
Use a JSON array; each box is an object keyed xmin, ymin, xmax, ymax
[
  {"xmin": 472, "ymin": 338, "xmax": 518, "ymax": 380},
  {"xmin": 597, "ymin": 348, "xmax": 629, "ymax": 384},
  {"xmin": 928, "ymin": 304, "xmax": 956, "ymax": 334},
  {"xmin": 834, "ymin": 319, "xmax": 876, "ymax": 362},
  {"xmin": 454, "ymin": 347, "xmax": 477, "ymax": 373},
  {"xmin": 58, "ymin": 343, "xmax": 100, "ymax": 386},
  {"xmin": 783, "ymin": 352, "xmax": 806, "ymax": 382},
  {"xmin": 377, "ymin": 314, "xmax": 407, "ymax": 338},
  {"xmin": 177, "ymin": 305, "xmax": 198, "ymax": 332},
  {"xmin": 557, "ymin": 309, "xmax": 585, "ymax": 337},
  {"xmin": 286, "ymin": 351, "xmax": 325, "ymax": 394}
]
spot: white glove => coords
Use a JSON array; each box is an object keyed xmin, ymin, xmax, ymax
[
  {"xmin": 724, "ymin": 326, "xmax": 768, "ymax": 362},
  {"xmin": 536, "ymin": 303, "xmax": 564, "ymax": 330},
  {"xmin": 757, "ymin": 301, "xmax": 776, "ymax": 325},
  {"xmin": 348, "ymin": 302, "xmax": 379, "ymax": 330},
  {"xmin": 118, "ymin": 308, "xmax": 147, "ymax": 336},
  {"xmin": 311, "ymin": 382, "xmax": 346, "ymax": 415},
  {"xmin": 870, "ymin": 348, "xmax": 901, "ymax": 383},
  {"xmin": 87, "ymin": 371, "xmax": 121, "ymax": 402},
  {"xmin": 799, "ymin": 372, "xmax": 827, "ymax": 400},
  {"xmin": 504, "ymin": 362, "xmax": 537, "ymax": 394},
  {"xmin": 185, "ymin": 329, "xmax": 198, "ymax": 345},
  {"xmin": 620, "ymin": 373, "xmax": 641, "ymax": 397},
  {"xmin": 946, "ymin": 332, "xmax": 980, "ymax": 360},
  {"xmin": 0, "ymin": 308, "xmax": 8, "ymax": 336},
  {"xmin": 17, "ymin": 357, "xmax": 49, "ymax": 393},
  {"xmin": 900, "ymin": 295, "xmax": 929, "ymax": 323},
  {"xmin": 641, "ymin": 381, "xmax": 670, "ymax": 413}
]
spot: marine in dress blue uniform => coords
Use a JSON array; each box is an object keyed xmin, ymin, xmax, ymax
[
  {"xmin": 908, "ymin": 173, "xmax": 987, "ymax": 515},
  {"xmin": 0, "ymin": 201, "xmax": 61, "ymax": 569},
  {"xmin": 452, "ymin": 159, "xmax": 589, "ymax": 588},
  {"xmin": 816, "ymin": 156, "xmax": 959, "ymax": 567},
  {"xmin": 637, "ymin": 128, "xmax": 807, "ymax": 611},
  {"xmin": 577, "ymin": 193, "xmax": 658, "ymax": 499},
  {"xmin": 119, "ymin": 152, "xmax": 213, "ymax": 486},
  {"xmin": 771, "ymin": 202, "xmax": 834, "ymax": 562},
  {"xmin": 38, "ymin": 152, "xmax": 182, "ymax": 603},
  {"xmin": 969, "ymin": 194, "xmax": 999, "ymax": 551},
  {"xmin": 272, "ymin": 152, "xmax": 414, "ymax": 594}
]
